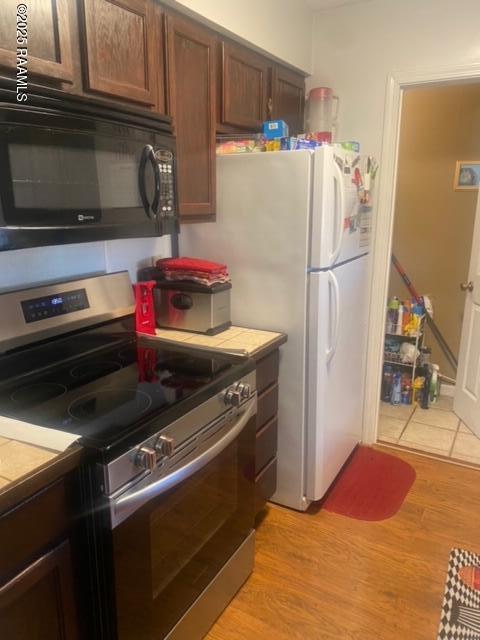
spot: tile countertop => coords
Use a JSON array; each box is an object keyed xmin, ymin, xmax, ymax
[
  {"xmin": 0, "ymin": 438, "xmax": 85, "ymax": 514},
  {"xmin": 150, "ymin": 325, "xmax": 287, "ymax": 360},
  {"xmin": 0, "ymin": 438, "xmax": 58, "ymax": 488}
]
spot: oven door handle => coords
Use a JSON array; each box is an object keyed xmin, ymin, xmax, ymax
[{"xmin": 111, "ymin": 395, "xmax": 257, "ymax": 528}]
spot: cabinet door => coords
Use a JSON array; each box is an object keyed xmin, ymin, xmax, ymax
[
  {"xmin": 0, "ymin": 0, "xmax": 73, "ymax": 83},
  {"xmin": 81, "ymin": 0, "xmax": 158, "ymax": 106},
  {"xmin": 221, "ymin": 41, "xmax": 269, "ymax": 130},
  {"xmin": 166, "ymin": 14, "xmax": 216, "ymax": 220},
  {"xmin": 271, "ymin": 65, "xmax": 305, "ymax": 135},
  {"xmin": 0, "ymin": 540, "xmax": 78, "ymax": 640}
]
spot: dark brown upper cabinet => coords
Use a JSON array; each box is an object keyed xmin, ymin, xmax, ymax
[
  {"xmin": 0, "ymin": 1, "xmax": 307, "ymax": 222},
  {"xmin": 166, "ymin": 13, "xmax": 216, "ymax": 220},
  {"xmin": 271, "ymin": 65, "xmax": 305, "ymax": 135},
  {"xmin": 220, "ymin": 41, "xmax": 269, "ymax": 130},
  {"xmin": 0, "ymin": 0, "xmax": 74, "ymax": 83},
  {"xmin": 80, "ymin": 0, "xmax": 159, "ymax": 107}
]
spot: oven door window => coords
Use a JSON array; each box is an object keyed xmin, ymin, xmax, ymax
[
  {"xmin": 0, "ymin": 125, "xmax": 158, "ymax": 228},
  {"xmin": 112, "ymin": 420, "xmax": 255, "ymax": 640}
]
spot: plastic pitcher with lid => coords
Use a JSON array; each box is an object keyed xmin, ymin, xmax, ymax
[{"xmin": 305, "ymin": 87, "xmax": 339, "ymax": 142}]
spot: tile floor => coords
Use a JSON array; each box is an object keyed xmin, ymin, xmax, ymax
[{"xmin": 377, "ymin": 395, "xmax": 480, "ymax": 465}]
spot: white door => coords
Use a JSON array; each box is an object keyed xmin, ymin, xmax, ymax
[
  {"xmin": 306, "ymin": 255, "xmax": 369, "ymax": 501},
  {"xmin": 454, "ymin": 194, "xmax": 480, "ymax": 437}
]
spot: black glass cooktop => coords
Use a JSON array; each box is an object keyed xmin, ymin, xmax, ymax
[{"xmin": 0, "ymin": 320, "xmax": 242, "ymax": 450}]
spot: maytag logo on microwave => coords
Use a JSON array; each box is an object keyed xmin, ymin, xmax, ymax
[{"xmin": 77, "ymin": 214, "xmax": 95, "ymax": 222}]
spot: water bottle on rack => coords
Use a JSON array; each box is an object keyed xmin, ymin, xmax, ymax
[
  {"xmin": 387, "ymin": 297, "xmax": 400, "ymax": 333},
  {"xmin": 391, "ymin": 371, "xmax": 402, "ymax": 405},
  {"xmin": 381, "ymin": 364, "xmax": 394, "ymax": 402},
  {"xmin": 430, "ymin": 364, "xmax": 440, "ymax": 403}
]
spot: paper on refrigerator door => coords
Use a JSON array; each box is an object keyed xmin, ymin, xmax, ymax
[{"xmin": 0, "ymin": 415, "xmax": 80, "ymax": 452}]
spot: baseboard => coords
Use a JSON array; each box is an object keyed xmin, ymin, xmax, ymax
[{"xmin": 441, "ymin": 383, "xmax": 455, "ymax": 398}]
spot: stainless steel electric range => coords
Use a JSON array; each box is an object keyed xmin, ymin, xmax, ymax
[{"xmin": 0, "ymin": 271, "xmax": 257, "ymax": 640}]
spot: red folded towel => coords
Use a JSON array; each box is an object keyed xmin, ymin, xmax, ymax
[{"xmin": 156, "ymin": 257, "xmax": 228, "ymax": 275}]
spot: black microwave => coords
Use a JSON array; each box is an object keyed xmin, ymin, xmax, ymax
[{"xmin": 0, "ymin": 82, "xmax": 179, "ymax": 251}]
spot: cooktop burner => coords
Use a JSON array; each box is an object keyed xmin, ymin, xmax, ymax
[
  {"xmin": 68, "ymin": 388, "xmax": 152, "ymax": 423},
  {"xmin": 70, "ymin": 361, "xmax": 122, "ymax": 380},
  {"xmin": 11, "ymin": 382, "xmax": 67, "ymax": 407},
  {"xmin": 0, "ymin": 318, "xmax": 250, "ymax": 451},
  {"xmin": 118, "ymin": 346, "xmax": 138, "ymax": 363}
]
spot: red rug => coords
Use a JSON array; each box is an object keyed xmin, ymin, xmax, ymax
[{"xmin": 323, "ymin": 446, "xmax": 416, "ymax": 521}]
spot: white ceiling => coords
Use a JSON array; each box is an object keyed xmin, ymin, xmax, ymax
[{"xmin": 305, "ymin": 0, "xmax": 371, "ymax": 10}]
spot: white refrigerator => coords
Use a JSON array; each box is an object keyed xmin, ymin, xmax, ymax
[{"xmin": 180, "ymin": 146, "xmax": 372, "ymax": 511}]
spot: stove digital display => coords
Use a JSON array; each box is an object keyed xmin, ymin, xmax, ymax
[{"xmin": 21, "ymin": 288, "xmax": 90, "ymax": 323}]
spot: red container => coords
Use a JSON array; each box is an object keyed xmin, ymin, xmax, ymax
[
  {"xmin": 133, "ymin": 281, "xmax": 156, "ymax": 335},
  {"xmin": 305, "ymin": 86, "xmax": 339, "ymax": 140}
]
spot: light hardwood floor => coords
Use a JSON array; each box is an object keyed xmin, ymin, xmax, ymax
[{"xmin": 206, "ymin": 447, "xmax": 480, "ymax": 640}]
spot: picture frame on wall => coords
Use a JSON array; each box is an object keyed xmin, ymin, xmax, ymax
[{"xmin": 454, "ymin": 161, "xmax": 480, "ymax": 190}]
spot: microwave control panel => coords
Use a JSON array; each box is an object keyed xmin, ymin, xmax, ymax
[{"xmin": 155, "ymin": 149, "xmax": 175, "ymax": 216}]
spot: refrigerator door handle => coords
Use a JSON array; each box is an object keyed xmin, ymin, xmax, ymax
[
  {"xmin": 326, "ymin": 270, "xmax": 340, "ymax": 363},
  {"xmin": 330, "ymin": 161, "xmax": 345, "ymax": 266}
]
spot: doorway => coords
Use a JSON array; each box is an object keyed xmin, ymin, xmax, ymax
[
  {"xmin": 377, "ymin": 82, "xmax": 480, "ymax": 462},
  {"xmin": 362, "ymin": 63, "xmax": 480, "ymax": 460}
]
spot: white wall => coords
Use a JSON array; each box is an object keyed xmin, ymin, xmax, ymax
[
  {"xmin": 105, "ymin": 236, "xmax": 171, "ymax": 280},
  {"xmin": 166, "ymin": 0, "xmax": 313, "ymax": 73},
  {"xmin": 309, "ymin": 0, "xmax": 480, "ymax": 158},
  {"xmin": 0, "ymin": 243, "xmax": 106, "ymax": 291},
  {"xmin": 0, "ymin": 237, "xmax": 171, "ymax": 291}
]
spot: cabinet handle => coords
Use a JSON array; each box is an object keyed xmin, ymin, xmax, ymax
[
  {"xmin": 267, "ymin": 97, "xmax": 273, "ymax": 117},
  {"xmin": 460, "ymin": 281, "xmax": 474, "ymax": 292}
]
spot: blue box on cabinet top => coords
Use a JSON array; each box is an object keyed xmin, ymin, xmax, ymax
[{"xmin": 262, "ymin": 120, "xmax": 289, "ymax": 139}]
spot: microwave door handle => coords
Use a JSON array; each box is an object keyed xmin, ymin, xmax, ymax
[
  {"xmin": 111, "ymin": 395, "xmax": 257, "ymax": 528},
  {"xmin": 148, "ymin": 147, "xmax": 161, "ymax": 217},
  {"xmin": 138, "ymin": 145, "xmax": 153, "ymax": 218}
]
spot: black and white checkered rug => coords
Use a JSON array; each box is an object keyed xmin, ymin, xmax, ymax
[{"xmin": 438, "ymin": 548, "xmax": 480, "ymax": 639}]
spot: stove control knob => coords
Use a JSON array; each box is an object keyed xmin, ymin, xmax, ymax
[
  {"xmin": 135, "ymin": 446, "xmax": 157, "ymax": 472},
  {"xmin": 156, "ymin": 434, "xmax": 174, "ymax": 458},
  {"xmin": 237, "ymin": 383, "xmax": 251, "ymax": 399},
  {"xmin": 224, "ymin": 387, "xmax": 242, "ymax": 407}
]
